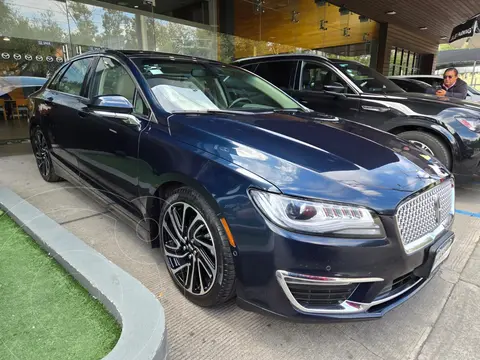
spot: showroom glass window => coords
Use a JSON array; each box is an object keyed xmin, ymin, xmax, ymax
[
  {"xmin": 90, "ymin": 57, "xmax": 148, "ymax": 116},
  {"xmin": 57, "ymin": 58, "xmax": 93, "ymax": 96}
]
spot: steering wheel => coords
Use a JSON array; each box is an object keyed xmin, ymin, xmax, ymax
[{"xmin": 229, "ymin": 97, "xmax": 252, "ymax": 108}]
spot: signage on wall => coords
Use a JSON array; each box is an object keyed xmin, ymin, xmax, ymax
[
  {"xmin": 38, "ymin": 40, "xmax": 53, "ymax": 46},
  {"xmin": 0, "ymin": 52, "xmax": 63, "ymax": 63},
  {"xmin": 449, "ymin": 15, "xmax": 479, "ymax": 43}
]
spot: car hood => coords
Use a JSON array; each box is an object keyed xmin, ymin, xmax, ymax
[{"xmin": 169, "ymin": 111, "xmax": 451, "ymax": 213}]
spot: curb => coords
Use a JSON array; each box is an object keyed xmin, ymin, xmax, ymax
[{"xmin": 0, "ymin": 187, "xmax": 168, "ymax": 360}]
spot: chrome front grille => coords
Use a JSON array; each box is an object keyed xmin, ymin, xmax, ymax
[{"xmin": 396, "ymin": 180, "xmax": 454, "ymax": 253}]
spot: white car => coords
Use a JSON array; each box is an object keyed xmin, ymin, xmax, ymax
[{"xmin": 389, "ymin": 75, "xmax": 480, "ymax": 103}]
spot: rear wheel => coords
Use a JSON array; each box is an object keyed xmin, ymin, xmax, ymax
[
  {"xmin": 398, "ymin": 130, "xmax": 452, "ymax": 169},
  {"xmin": 31, "ymin": 126, "xmax": 62, "ymax": 182},
  {"xmin": 159, "ymin": 187, "xmax": 236, "ymax": 307}
]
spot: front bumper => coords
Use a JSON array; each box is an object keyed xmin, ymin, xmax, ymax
[{"xmin": 234, "ymin": 216, "xmax": 454, "ymax": 322}]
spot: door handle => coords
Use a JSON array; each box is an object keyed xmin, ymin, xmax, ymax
[
  {"xmin": 361, "ymin": 105, "xmax": 390, "ymax": 113},
  {"xmin": 78, "ymin": 111, "xmax": 87, "ymax": 118},
  {"xmin": 299, "ymin": 99, "xmax": 308, "ymax": 104}
]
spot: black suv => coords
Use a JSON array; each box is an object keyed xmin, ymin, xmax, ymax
[{"xmin": 233, "ymin": 54, "xmax": 480, "ymax": 183}]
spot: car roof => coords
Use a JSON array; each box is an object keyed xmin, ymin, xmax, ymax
[
  {"xmin": 71, "ymin": 49, "xmax": 225, "ymax": 66},
  {"xmin": 233, "ymin": 53, "xmax": 330, "ymax": 64}
]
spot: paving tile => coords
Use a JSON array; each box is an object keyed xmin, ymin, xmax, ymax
[{"xmin": 417, "ymin": 280, "xmax": 480, "ymax": 360}]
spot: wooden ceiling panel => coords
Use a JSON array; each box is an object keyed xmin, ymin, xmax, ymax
[{"xmin": 327, "ymin": 0, "xmax": 480, "ymax": 42}]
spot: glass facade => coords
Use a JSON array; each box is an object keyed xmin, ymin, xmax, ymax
[
  {"xmin": 0, "ymin": 0, "xmax": 380, "ymax": 142},
  {"xmin": 389, "ymin": 47, "xmax": 421, "ymax": 76}
]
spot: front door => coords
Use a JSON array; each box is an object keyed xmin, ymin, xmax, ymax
[
  {"xmin": 290, "ymin": 61, "xmax": 360, "ymax": 120},
  {"xmin": 77, "ymin": 56, "xmax": 151, "ymax": 210}
]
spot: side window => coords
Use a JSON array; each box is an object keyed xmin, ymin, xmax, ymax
[
  {"xmin": 134, "ymin": 91, "xmax": 149, "ymax": 117},
  {"xmin": 91, "ymin": 57, "xmax": 137, "ymax": 104},
  {"xmin": 48, "ymin": 64, "xmax": 69, "ymax": 90},
  {"xmin": 57, "ymin": 58, "xmax": 93, "ymax": 96},
  {"xmin": 255, "ymin": 61, "xmax": 296, "ymax": 89},
  {"xmin": 301, "ymin": 62, "xmax": 348, "ymax": 93}
]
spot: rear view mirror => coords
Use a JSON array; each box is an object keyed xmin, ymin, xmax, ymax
[
  {"xmin": 89, "ymin": 95, "xmax": 133, "ymax": 114},
  {"xmin": 324, "ymin": 82, "xmax": 346, "ymax": 93}
]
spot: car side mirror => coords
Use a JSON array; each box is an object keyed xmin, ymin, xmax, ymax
[
  {"xmin": 324, "ymin": 82, "xmax": 346, "ymax": 93},
  {"xmin": 89, "ymin": 95, "xmax": 133, "ymax": 114}
]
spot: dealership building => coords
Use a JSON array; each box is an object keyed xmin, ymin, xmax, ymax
[{"xmin": 0, "ymin": 0, "xmax": 479, "ymax": 141}]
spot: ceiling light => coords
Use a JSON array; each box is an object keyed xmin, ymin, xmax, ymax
[
  {"xmin": 440, "ymin": 36, "xmax": 448, "ymax": 40},
  {"xmin": 3, "ymin": 37, "xmax": 10, "ymax": 41},
  {"xmin": 419, "ymin": 27, "xmax": 428, "ymax": 30},
  {"xmin": 385, "ymin": 10, "xmax": 396, "ymax": 15}
]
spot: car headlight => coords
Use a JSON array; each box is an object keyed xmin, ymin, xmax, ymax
[
  {"xmin": 249, "ymin": 190, "xmax": 385, "ymax": 238},
  {"xmin": 455, "ymin": 116, "xmax": 480, "ymax": 133}
]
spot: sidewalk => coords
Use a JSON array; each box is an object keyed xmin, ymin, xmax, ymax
[{"xmin": 1, "ymin": 143, "xmax": 480, "ymax": 360}]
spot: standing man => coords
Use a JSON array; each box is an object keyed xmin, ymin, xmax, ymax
[{"xmin": 430, "ymin": 68, "xmax": 468, "ymax": 99}]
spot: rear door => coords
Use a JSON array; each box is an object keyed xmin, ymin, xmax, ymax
[
  {"xmin": 40, "ymin": 56, "xmax": 95, "ymax": 168},
  {"xmin": 290, "ymin": 60, "xmax": 360, "ymax": 119}
]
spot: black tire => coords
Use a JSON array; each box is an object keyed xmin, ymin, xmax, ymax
[
  {"xmin": 31, "ymin": 126, "xmax": 62, "ymax": 182},
  {"xmin": 159, "ymin": 186, "xmax": 236, "ymax": 307},
  {"xmin": 398, "ymin": 130, "xmax": 452, "ymax": 169}
]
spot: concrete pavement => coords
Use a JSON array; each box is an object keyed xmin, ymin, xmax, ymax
[{"xmin": 1, "ymin": 142, "xmax": 480, "ymax": 360}]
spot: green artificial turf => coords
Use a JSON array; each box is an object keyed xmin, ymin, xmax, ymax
[{"xmin": 0, "ymin": 211, "xmax": 121, "ymax": 360}]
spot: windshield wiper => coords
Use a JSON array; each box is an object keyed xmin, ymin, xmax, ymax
[{"xmin": 272, "ymin": 108, "xmax": 309, "ymax": 113}]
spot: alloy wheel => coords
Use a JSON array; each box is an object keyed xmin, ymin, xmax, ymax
[
  {"xmin": 409, "ymin": 140, "xmax": 434, "ymax": 156},
  {"xmin": 32, "ymin": 130, "xmax": 51, "ymax": 178},
  {"xmin": 162, "ymin": 202, "xmax": 217, "ymax": 295}
]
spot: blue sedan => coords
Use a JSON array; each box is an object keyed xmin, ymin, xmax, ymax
[{"xmin": 28, "ymin": 50, "xmax": 455, "ymax": 321}]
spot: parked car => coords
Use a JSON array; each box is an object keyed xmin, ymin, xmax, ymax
[
  {"xmin": 233, "ymin": 54, "xmax": 480, "ymax": 183},
  {"xmin": 388, "ymin": 77, "xmax": 433, "ymax": 94},
  {"xmin": 29, "ymin": 50, "xmax": 456, "ymax": 321},
  {"xmin": 389, "ymin": 74, "xmax": 480, "ymax": 103},
  {"xmin": 0, "ymin": 76, "xmax": 46, "ymax": 120}
]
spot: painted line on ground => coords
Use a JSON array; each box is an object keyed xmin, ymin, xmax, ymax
[{"xmin": 456, "ymin": 209, "xmax": 480, "ymax": 218}]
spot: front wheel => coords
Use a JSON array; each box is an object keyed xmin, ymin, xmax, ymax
[
  {"xmin": 398, "ymin": 131, "xmax": 452, "ymax": 169},
  {"xmin": 159, "ymin": 187, "xmax": 236, "ymax": 307}
]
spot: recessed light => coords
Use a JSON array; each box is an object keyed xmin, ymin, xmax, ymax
[
  {"xmin": 134, "ymin": 5, "xmax": 139, "ymax": 8},
  {"xmin": 419, "ymin": 27, "xmax": 428, "ymax": 30},
  {"xmin": 440, "ymin": 36, "xmax": 448, "ymax": 40},
  {"xmin": 385, "ymin": 10, "xmax": 396, "ymax": 15}
]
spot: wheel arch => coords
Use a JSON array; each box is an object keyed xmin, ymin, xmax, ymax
[
  {"xmin": 144, "ymin": 172, "xmax": 224, "ymax": 248},
  {"xmin": 385, "ymin": 119, "xmax": 460, "ymax": 168}
]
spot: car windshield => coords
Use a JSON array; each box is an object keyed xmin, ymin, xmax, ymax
[
  {"xmin": 132, "ymin": 58, "xmax": 303, "ymax": 113},
  {"xmin": 468, "ymin": 86, "xmax": 480, "ymax": 95},
  {"xmin": 332, "ymin": 61, "xmax": 405, "ymax": 94}
]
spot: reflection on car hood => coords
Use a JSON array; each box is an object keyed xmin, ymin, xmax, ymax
[{"xmin": 169, "ymin": 111, "xmax": 451, "ymax": 213}]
